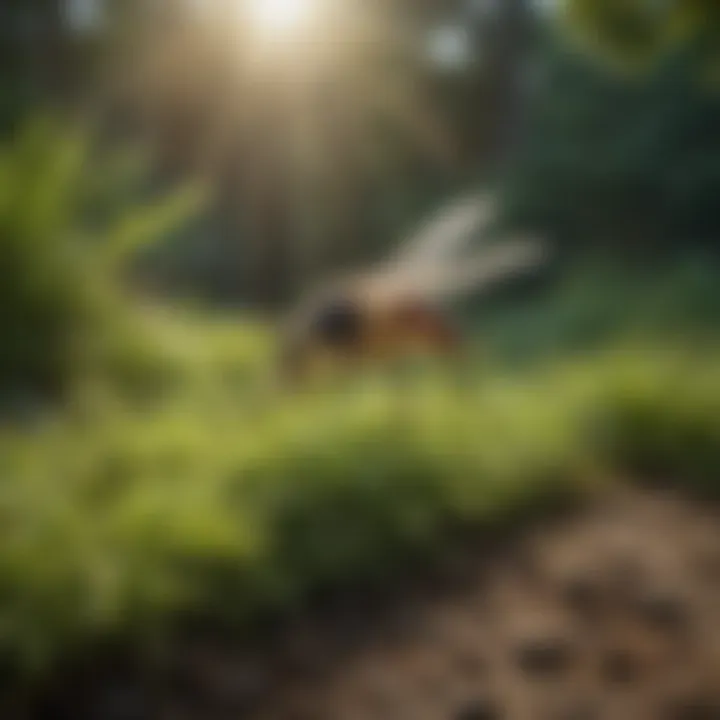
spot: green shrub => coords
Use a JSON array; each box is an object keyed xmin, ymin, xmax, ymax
[
  {"xmin": 594, "ymin": 348, "xmax": 720, "ymax": 496},
  {"xmin": 467, "ymin": 256, "xmax": 720, "ymax": 364},
  {"xmin": 0, "ymin": 116, "xmax": 206, "ymax": 403},
  {"xmin": 1, "ymin": 344, "xmax": 719, "ymax": 678}
]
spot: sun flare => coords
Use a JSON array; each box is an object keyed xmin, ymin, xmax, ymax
[{"xmin": 246, "ymin": 0, "xmax": 317, "ymax": 38}]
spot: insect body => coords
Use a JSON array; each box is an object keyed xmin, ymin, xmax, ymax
[{"xmin": 278, "ymin": 194, "xmax": 546, "ymax": 384}]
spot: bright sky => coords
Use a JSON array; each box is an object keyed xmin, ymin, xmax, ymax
[{"xmin": 245, "ymin": 0, "xmax": 320, "ymax": 38}]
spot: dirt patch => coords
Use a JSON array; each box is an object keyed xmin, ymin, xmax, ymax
[{"xmin": 27, "ymin": 488, "xmax": 720, "ymax": 720}]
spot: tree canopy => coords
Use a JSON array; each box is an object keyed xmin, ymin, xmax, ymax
[{"xmin": 561, "ymin": 0, "xmax": 720, "ymax": 79}]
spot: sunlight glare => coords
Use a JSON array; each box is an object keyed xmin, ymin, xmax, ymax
[{"xmin": 246, "ymin": 0, "xmax": 317, "ymax": 39}]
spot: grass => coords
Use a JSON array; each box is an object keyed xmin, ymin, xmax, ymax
[
  {"xmin": 2, "ymin": 115, "xmax": 719, "ymax": 691},
  {"xmin": 1, "ymin": 316, "xmax": 719, "ymax": 681},
  {"xmin": 466, "ymin": 253, "xmax": 720, "ymax": 366}
]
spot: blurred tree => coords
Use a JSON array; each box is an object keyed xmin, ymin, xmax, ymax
[
  {"xmin": 0, "ymin": 0, "xmax": 114, "ymax": 129},
  {"xmin": 0, "ymin": 0, "xmax": 543, "ymax": 306},
  {"xmin": 0, "ymin": 0, "xmax": 67, "ymax": 128},
  {"xmin": 474, "ymin": 0, "xmax": 536, "ymax": 171},
  {"xmin": 560, "ymin": 0, "xmax": 720, "ymax": 79},
  {"xmin": 503, "ymin": 30, "xmax": 720, "ymax": 256},
  {"xmin": 420, "ymin": 0, "xmax": 539, "ymax": 174},
  {"xmin": 97, "ymin": 0, "xmax": 456, "ymax": 308}
]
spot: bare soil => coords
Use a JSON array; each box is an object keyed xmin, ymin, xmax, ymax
[{"xmin": 28, "ymin": 487, "xmax": 720, "ymax": 720}]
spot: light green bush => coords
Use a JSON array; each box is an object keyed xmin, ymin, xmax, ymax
[
  {"xmin": 1, "ymin": 344, "xmax": 719, "ymax": 676},
  {"xmin": 0, "ymin": 116, "xmax": 206, "ymax": 402}
]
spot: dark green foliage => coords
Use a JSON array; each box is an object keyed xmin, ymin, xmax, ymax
[
  {"xmin": 561, "ymin": 0, "xmax": 720, "ymax": 73},
  {"xmin": 503, "ymin": 35, "xmax": 720, "ymax": 255},
  {"xmin": 466, "ymin": 254, "xmax": 720, "ymax": 365}
]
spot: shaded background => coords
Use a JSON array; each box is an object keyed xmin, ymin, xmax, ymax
[
  {"xmin": 1, "ymin": 1, "xmax": 720, "ymax": 718},
  {"xmin": 2, "ymin": 0, "xmax": 720, "ymax": 313}
]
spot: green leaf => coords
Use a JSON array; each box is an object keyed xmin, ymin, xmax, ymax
[{"xmin": 102, "ymin": 181, "xmax": 209, "ymax": 267}]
